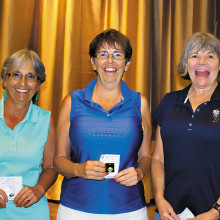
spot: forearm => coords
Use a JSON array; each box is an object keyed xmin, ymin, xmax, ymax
[
  {"xmin": 54, "ymin": 156, "xmax": 80, "ymax": 178},
  {"xmin": 151, "ymin": 158, "xmax": 165, "ymax": 202},
  {"xmin": 136, "ymin": 156, "xmax": 151, "ymax": 181},
  {"xmin": 36, "ymin": 168, "xmax": 57, "ymax": 194}
]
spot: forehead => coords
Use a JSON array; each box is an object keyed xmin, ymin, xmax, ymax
[
  {"xmin": 190, "ymin": 45, "xmax": 215, "ymax": 54},
  {"xmin": 97, "ymin": 42, "xmax": 123, "ymax": 52}
]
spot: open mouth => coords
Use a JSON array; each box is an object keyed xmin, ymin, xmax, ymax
[
  {"xmin": 195, "ymin": 70, "xmax": 210, "ymax": 77},
  {"xmin": 104, "ymin": 67, "xmax": 117, "ymax": 72},
  {"xmin": 16, "ymin": 88, "xmax": 29, "ymax": 93}
]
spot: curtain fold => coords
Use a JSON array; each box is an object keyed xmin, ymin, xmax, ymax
[{"xmin": 0, "ymin": 0, "xmax": 219, "ymax": 201}]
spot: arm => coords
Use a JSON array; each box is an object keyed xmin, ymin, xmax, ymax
[
  {"xmin": 187, "ymin": 197, "xmax": 220, "ymax": 220},
  {"xmin": 14, "ymin": 116, "xmax": 57, "ymax": 208},
  {"xmin": 54, "ymin": 94, "xmax": 107, "ymax": 180},
  {"xmin": 151, "ymin": 126, "xmax": 180, "ymax": 220},
  {"xmin": 114, "ymin": 94, "xmax": 152, "ymax": 186}
]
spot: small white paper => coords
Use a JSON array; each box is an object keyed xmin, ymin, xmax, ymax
[
  {"xmin": 100, "ymin": 154, "xmax": 120, "ymax": 179},
  {"xmin": 178, "ymin": 207, "xmax": 195, "ymax": 220},
  {"xmin": 0, "ymin": 176, "xmax": 23, "ymax": 200}
]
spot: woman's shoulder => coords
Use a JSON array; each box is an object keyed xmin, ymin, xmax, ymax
[
  {"xmin": 33, "ymin": 104, "xmax": 51, "ymax": 114},
  {"xmin": 161, "ymin": 86, "xmax": 189, "ymax": 104}
]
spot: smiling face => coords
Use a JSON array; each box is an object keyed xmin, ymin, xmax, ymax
[
  {"xmin": 4, "ymin": 59, "xmax": 40, "ymax": 105},
  {"xmin": 91, "ymin": 43, "xmax": 131, "ymax": 87},
  {"xmin": 187, "ymin": 48, "xmax": 220, "ymax": 89}
]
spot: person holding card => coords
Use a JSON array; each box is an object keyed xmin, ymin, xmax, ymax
[
  {"xmin": 0, "ymin": 49, "xmax": 57, "ymax": 219},
  {"xmin": 152, "ymin": 32, "xmax": 220, "ymax": 220},
  {"xmin": 54, "ymin": 29, "xmax": 152, "ymax": 219}
]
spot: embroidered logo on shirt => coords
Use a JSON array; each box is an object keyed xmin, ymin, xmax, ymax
[{"xmin": 212, "ymin": 109, "xmax": 220, "ymax": 122}]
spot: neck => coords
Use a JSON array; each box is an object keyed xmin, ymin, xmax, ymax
[
  {"xmin": 189, "ymin": 82, "xmax": 218, "ymax": 98},
  {"xmin": 4, "ymin": 98, "xmax": 30, "ymax": 119},
  {"xmin": 92, "ymin": 82, "xmax": 122, "ymax": 111}
]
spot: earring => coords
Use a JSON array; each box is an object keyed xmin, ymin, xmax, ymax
[
  {"xmin": 3, "ymin": 91, "xmax": 7, "ymax": 101},
  {"xmin": 35, "ymin": 93, "xmax": 38, "ymax": 101}
]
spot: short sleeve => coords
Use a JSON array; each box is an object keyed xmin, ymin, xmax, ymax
[{"xmin": 154, "ymin": 93, "xmax": 173, "ymax": 126}]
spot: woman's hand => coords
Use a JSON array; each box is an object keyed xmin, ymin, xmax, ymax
[
  {"xmin": 113, "ymin": 167, "xmax": 141, "ymax": 186},
  {"xmin": 187, "ymin": 209, "xmax": 220, "ymax": 220},
  {"xmin": 157, "ymin": 197, "xmax": 180, "ymax": 220},
  {"xmin": 0, "ymin": 189, "xmax": 8, "ymax": 208},
  {"xmin": 75, "ymin": 160, "xmax": 107, "ymax": 180},
  {"xmin": 13, "ymin": 185, "xmax": 44, "ymax": 208}
]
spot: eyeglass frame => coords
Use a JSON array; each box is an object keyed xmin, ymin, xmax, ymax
[
  {"xmin": 6, "ymin": 71, "xmax": 40, "ymax": 82},
  {"xmin": 95, "ymin": 51, "xmax": 126, "ymax": 60}
]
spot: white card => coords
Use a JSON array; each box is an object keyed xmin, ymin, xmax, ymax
[
  {"xmin": 178, "ymin": 207, "xmax": 195, "ymax": 220},
  {"xmin": 100, "ymin": 154, "xmax": 120, "ymax": 179},
  {"xmin": 0, "ymin": 176, "xmax": 23, "ymax": 200}
]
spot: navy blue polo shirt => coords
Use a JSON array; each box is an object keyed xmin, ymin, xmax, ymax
[{"xmin": 154, "ymin": 84, "xmax": 220, "ymax": 216}]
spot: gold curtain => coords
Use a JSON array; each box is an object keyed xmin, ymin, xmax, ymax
[{"xmin": 0, "ymin": 0, "xmax": 218, "ymax": 201}]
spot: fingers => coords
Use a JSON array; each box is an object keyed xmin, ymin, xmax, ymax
[
  {"xmin": 0, "ymin": 189, "xmax": 8, "ymax": 208},
  {"xmin": 13, "ymin": 186, "xmax": 38, "ymax": 207},
  {"xmin": 113, "ymin": 167, "xmax": 138, "ymax": 186},
  {"xmin": 77, "ymin": 160, "xmax": 107, "ymax": 180}
]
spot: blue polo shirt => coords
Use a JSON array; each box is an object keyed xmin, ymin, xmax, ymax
[
  {"xmin": 60, "ymin": 78, "xmax": 146, "ymax": 214},
  {"xmin": 154, "ymin": 84, "xmax": 220, "ymax": 216}
]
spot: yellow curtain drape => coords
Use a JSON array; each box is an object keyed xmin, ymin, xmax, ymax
[{"xmin": 0, "ymin": 0, "xmax": 218, "ymax": 201}]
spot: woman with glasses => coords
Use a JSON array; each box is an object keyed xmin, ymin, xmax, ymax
[
  {"xmin": 54, "ymin": 29, "xmax": 152, "ymax": 219},
  {"xmin": 0, "ymin": 49, "xmax": 57, "ymax": 219}
]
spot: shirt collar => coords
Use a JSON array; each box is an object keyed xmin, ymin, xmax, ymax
[
  {"xmin": 0, "ymin": 98, "xmax": 38, "ymax": 123},
  {"xmin": 84, "ymin": 78, "xmax": 132, "ymax": 103},
  {"xmin": 210, "ymin": 83, "xmax": 220, "ymax": 101},
  {"xmin": 177, "ymin": 82, "xmax": 220, "ymax": 104}
]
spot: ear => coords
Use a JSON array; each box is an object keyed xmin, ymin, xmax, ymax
[
  {"xmin": 91, "ymin": 57, "xmax": 96, "ymax": 71},
  {"xmin": 125, "ymin": 60, "xmax": 131, "ymax": 72}
]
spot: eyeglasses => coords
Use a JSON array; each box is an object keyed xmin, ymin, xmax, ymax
[
  {"xmin": 6, "ymin": 71, "xmax": 39, "ymax": 82},
  {"xmin": 95, "ymin": 51, "xmax": 125, "ymax": 60}
]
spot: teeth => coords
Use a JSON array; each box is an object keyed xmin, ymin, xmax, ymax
[
  {"xmin": 104, "ymin": 68, "xmax": 117, "ymax": 72},
  {"xmin": 16, "ymin": 89, "xmax": 28, "ymax": 93}
]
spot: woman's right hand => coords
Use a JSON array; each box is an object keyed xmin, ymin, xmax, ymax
[
  {"xmin": 0, "ymin": 189, "xmax": 8, "ymax": 208},
  {"xmin": 75, "ymin": 160, "xmax": 107, "ymax": 180},
  {"xmin": 157, "ymin": 197, "xmax": 180, "ymax": 220}
]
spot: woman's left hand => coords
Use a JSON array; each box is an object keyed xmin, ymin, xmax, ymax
[
  {"xmin": 13, "ymin": 185, "xmax": 44, "ymax": 208},
  {"xmin": 113, "ymin": 167, "xmax": 142, "ymax": 186},
  {"xmin": 187, "ymin": 209, "xmax": 219, "ymax": 220}
]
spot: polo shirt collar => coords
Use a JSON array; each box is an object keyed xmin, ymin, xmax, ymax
[
  {"xmin": 211, "ymin": 83, "xmax": 220, "ymax": 101},
  {"xmin": 84, "ymin": 78, "xmax": 132, "ymax": 103},
  {"xmin": 177, "ymin": 82, "xmax": 220, "ymax": 104}
]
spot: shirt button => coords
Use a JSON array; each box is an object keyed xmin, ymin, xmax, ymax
[
  {"xmin": 192, "ymin": 115, "xmax": 194, "ymax": 118},
  {"xmin": 197, "ymin": 109, "xmax": 200, "ymax": 112},
  {"xmin": 107, "ymin": 114, "xmax": 110, "ymax": 117},
  {"xmin": 189, "ymin": 123, "xmax": 192, "ymax": 126}
]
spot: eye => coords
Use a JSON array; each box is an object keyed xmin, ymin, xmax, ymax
[
  {"xmin": 207, "ymin": 55, "xmax": 214, "ymax": 59},
  {"xmin": 190, "ymin": 54, "xmax": 198, "ymax": 58},
  {"xmin": 113, "ymin": 52, "xmax": 123, "ymax": 58},
  {"xmin": 26, "ymin": 73, "xmax": 36, "ymax": 80},
  {"xmin": 12, "ymin": 71, "xmax": 21, "ymax": 78},
  {"xmin": 97, "ymin": 51, "xmax": 108, "ymax": 58}
]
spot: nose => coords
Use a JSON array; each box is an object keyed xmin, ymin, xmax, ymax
[
  {"xmin": 19, "ymin": 75, "xmax": 26, "ymax": 85},
  {"xmin": 107, "ymin": 54, "xmax": 114, "ymax": 63},
  {"xmin": 198, "ymin": 56, "xmax": 207, "ymax": 65}
]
